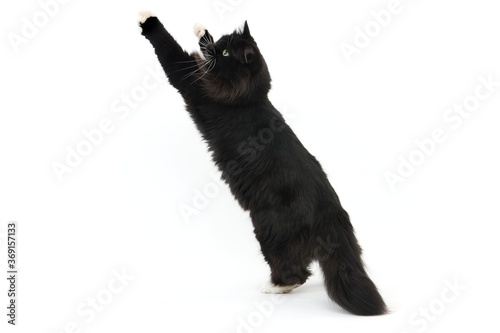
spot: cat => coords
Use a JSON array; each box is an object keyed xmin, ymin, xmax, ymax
[{"xmin": 138, "ymin": 12, "xmax": 387, "ymax": 315}]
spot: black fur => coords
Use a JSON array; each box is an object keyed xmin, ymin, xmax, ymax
[{"xmin": 139, "ymin": 16, "xmax": 387, "ymax": 315}]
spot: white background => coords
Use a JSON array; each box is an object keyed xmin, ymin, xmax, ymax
[{"xmin": 1, "ymin": 0, "xmax": 499, "ymax": 332}]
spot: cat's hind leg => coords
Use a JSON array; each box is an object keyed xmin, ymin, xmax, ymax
[{"xmin": 256, "ymin": 226, "xmax": 313, "ymax": 294}]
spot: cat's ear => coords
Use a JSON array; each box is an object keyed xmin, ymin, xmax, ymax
[{"xmin": 242, "ymin": 20, "xmax": 251, "ymax": 38}]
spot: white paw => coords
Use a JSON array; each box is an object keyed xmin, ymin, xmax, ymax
[
  {"xmin": 193, "ymin": 23, "xmax": 206, "ymax": 39},
  {"xmin": 260, "ymin": 282, "xmax": 300, "ymax": 294},
  {"xmin": 138, "ymin": 11, "xmax": 154, "ymax": 25}
]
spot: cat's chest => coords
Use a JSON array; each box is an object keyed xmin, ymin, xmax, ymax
[{"xmin": 201, "ymin": 107, "xmax": 267, "ymax": 142}]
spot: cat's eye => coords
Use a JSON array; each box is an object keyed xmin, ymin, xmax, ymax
[{"xmin": 222, "ymin": 49, "xmax": 230, "ymax": 57}]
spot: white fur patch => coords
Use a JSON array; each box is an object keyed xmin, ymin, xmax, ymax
[
  {"xmin": 193, "ymin": 23, "xmax": 206, "ymax": 39},
  {"xmin": 260, "ymin": 282, "xmax": 301, "ymax": 294},
  {"xmin": 138, "ymin": 11, "xmax": 154, "ymax": 25}
]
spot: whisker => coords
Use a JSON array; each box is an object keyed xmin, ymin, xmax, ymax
[
  {"xmin": 202, "ymin": 34, "xmax": 210, "ymax": 45},
  {"xmin": 181, "ymin": 59, "xmax": 212, "ymax": 81},
  {"xmin": 182, "ymin": 65, "xmax": 205, "ymax": 81},
  {"xmin": 181, "ymin": 63, "xmax": 205, "ymax": 80},
  {"xmin": 208, "ymin": 59, "xmax": 216, "ymax": 72},
  {"xmin": 172, "ymin": 62, "xmax": 203, "ymax": 73},
  {"xmin": 174, "ymin": 59, "xmax": 199, "ymax": 64},
  {"xmin": 189, "ymin": 59, "xmax": 216, "ymax": 86}
]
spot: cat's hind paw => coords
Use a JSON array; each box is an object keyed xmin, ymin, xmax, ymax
[{"xmin": 260, "ymin": 282, "xmax": 301, "ymax": 294}]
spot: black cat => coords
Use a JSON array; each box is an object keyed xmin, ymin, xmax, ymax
[{"xmin": 138, "ymin": 12, "xmax": 387, "ymax": 315}]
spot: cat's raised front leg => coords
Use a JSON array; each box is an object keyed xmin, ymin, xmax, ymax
[
  {"xmin": 193, "ymin": 24, "xmax": 216, "ymax": 61},
  {"xmin": 138, "ymin": 12, "xmax": 199, "ymax": 96}
]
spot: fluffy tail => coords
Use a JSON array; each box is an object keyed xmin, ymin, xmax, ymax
[{"xmin": 318, "ymin": 209, "xmax": 387, "ymax": 316}]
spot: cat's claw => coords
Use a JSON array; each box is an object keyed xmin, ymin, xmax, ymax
[
  {"xmin": 194, "ymin": 23, "xmax": 206, "ymax": 39},
  {"xmin": 260, "ymin": 281, "xmax": 301, "ymax": 294},
  {"xmin": 138, "ymin": 11, "xmax": 155, "ymax": 26}
]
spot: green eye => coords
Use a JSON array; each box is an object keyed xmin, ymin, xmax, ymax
[{"xmin": 222, "ymin": 49, "xmax": 230, "ymax": 57}]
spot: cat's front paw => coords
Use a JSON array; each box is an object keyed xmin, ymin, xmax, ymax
[
  {"xmin": 193, "ymin": 23, "xmax": 206, "ymax": 39},
  {"xmin": 138, "ymin": 11, "xmax": 155, "ymax": 26}
]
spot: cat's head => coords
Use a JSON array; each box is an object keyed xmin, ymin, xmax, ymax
[{"xmin": 195, "ymin": 22, "xmax": 271, "ymax": 104}]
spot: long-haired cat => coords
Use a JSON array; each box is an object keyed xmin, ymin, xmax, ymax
[{"xmin": 138, "ymin": 12, "xmax": 387, "ymax": 315}]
